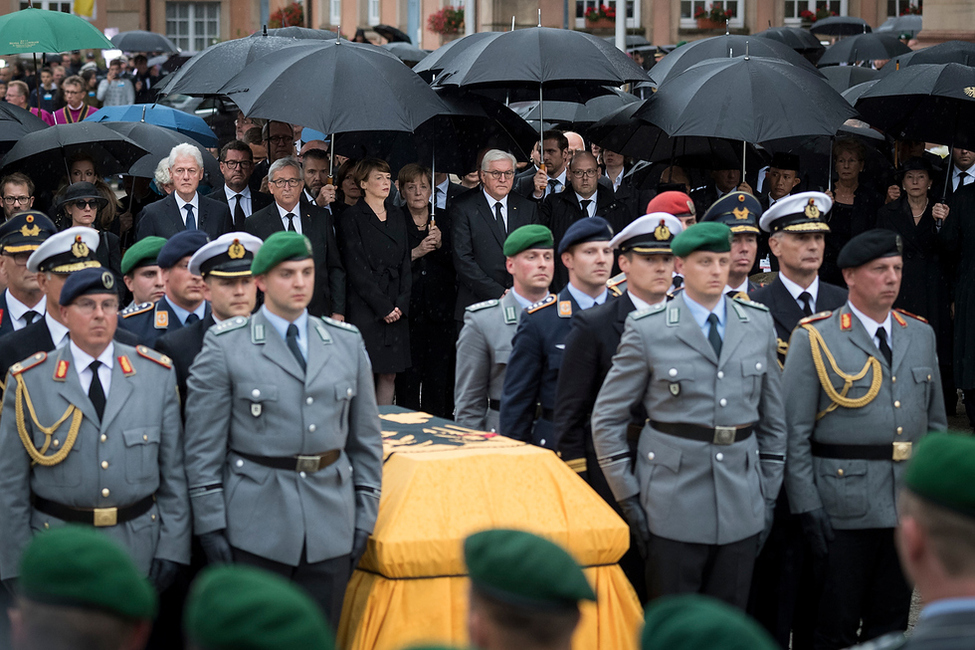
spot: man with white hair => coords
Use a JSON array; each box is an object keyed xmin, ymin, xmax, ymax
[{"xmin": 135, "ymin": 144, "xmax": 231, "ymax": 241}]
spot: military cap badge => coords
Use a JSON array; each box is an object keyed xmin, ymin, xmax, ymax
[{"xmin": 70, "ymin": 235, "xmax": 89, "ymax": 258}]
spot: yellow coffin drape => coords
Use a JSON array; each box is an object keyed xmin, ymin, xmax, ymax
[{"xmin": 337, "ymin": 408, "xmax": 643, "ymax": 650}]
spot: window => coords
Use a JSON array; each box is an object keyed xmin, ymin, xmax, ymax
[
  {"xmin": 166, "ymin": 2, "xmax": 220, "ymax": 53},
  {"xmin": 368, "ymin": 0, "xmax": 380, "ymax": 25},
  {"xmin": 330, "ymin": 0, "xmax": 341, "ymax": 25},
  {"xmin": 680, "ymin": 0, "xmax": 743, "ymax": 28},
  {"xmin": 575, "ymin": 0, "xmax": 640, "ymax": 29},
  {"xmin": 19, "ymin": 1, "xmax": 71, "ymax": 10},
  {"xmin": 784, "ymin": 0, "xmax": 847, "ymax": 24},
  {"xmin": 887, "ymin": 0, "xmax": 921, "ymax": 16}
]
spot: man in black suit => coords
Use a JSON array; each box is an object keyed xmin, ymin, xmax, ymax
[
  {"xmin": 451, "ymin": 149, "xmax": 539, "ymax": 323},
  {"xmin": 244, "ymin": 157, "xmax": 346, "ymax": 319},
  {"xmin": 155, "ymin": 232, "xmax": 261, "ymax": 409},
  {"xmin": 541, "ymin": 152, "xmax": 631, "ymax": 291},
  {"xmin": 432, "ymin": 171, "xmax": 468, "ymax": 215},
  {"xmin": 748, "ymin": 191, "xmax": 847, "ymax": 650},
  {"xmin": 0, "ymin": 212, "xmax": 56, "ymax": 338},
  {"xmin": 207, "ymin": 140, "xmax": 272, "ymax": 230},
  {"xmin": 135, "ymin": 143, "xmax": 232, "ymax": 241},
  {"xmin": 756, "ymin": 153, "xmax": 802, "ymax": 274},
  {"xmin": 0, "ymin": 226, "xmax": 140, "ymax": 384},
  {"xmin": 513, "ymin": 130, "xmax": 569, "ymax": 201}
]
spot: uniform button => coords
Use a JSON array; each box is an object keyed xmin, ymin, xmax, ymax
[
  {"xmin": 143, "ymin": 435, "xmax": 148, "ymax": 441},
  {"xmin": 102, "ymin": 488, "xmax": 110, "ymax": 497},
  {"xmin": 756, "ymin": 362, "xmax": 763, "ymax": 371},
  {"xmin": 897, "ymin": 427, "xmax": 903, "ymax": 435},
  {"xmin": 648, "ymin": 452, "xmax": 655, "ymax": 460},
  {"xmin": 346, "ymin": 387, "xmax": 353, "ymax": 397},
  {"xmin": 306, "ymin": 397, "xmax": 313, "ymax": 405},
  {"xmin": 309, "ymin": 424, "xmax": 317, "ymax": 432},
  {"xmin": 151, "ymin": 514, "xmax": 156, "ymax": 521},
  {"xmin": 891, "ymin": 376, "xmax": 897, "ymax": 383},
  {"xmin": 44, "ymin": 522, "xmax": 49, "ymax": 529},
  {"xmin": 540, "ymin": 439, "xmax": 546, "ymax": 446},
  {"xmin": 669, "ymin": 368, "xmax": 678, "ymax": 377},
  {"xmin": 101, "ymin": 461, "xmax": 109, "ymax": 469},
  {"xmin": 299, "ymin": 471, "xmax": 307, "ymax": 478},
  {"xmin": 715, "ymin": 453, "xmax": 724, "ymax": 461},
  {"xmin": 236, "ymin": 459, "xmax": 244, "ymax": 468},
  {"xmin": 100, "ymin": 434, "xmax": 107, "ymax": 442},
  {"xmin": 717, "ymin": 371, "xmax": 724, "ymax": 379},
  {"xmin": 719, "ymin": 398, "xmax": 727, "ymax": 407},
  {"xmin": 53, "ymin": 439, "xmax": 60, "ymax": 447},
  {"xmin": 838, "ymin": 469, "xmax": 844, "ymax": 476},
  {"xmin": 928, "ymin": 374, "xmax": 932, "ymax": 381},
  {"xmin": 894, "ymin": 400, "xmax": 901, "ymax": 408},
  {"xmin": 252, "ymin": 389, "xmax": 261, "ymax": 398}
]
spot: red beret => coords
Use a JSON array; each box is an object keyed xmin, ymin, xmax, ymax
[{"xmin": 646, "ymin": 191, "xmax": 696, "ymax": 218}]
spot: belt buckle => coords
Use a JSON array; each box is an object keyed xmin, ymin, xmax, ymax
[
  {"xmin": 93, "ymin": 507, "xmax": 118, "ymax": 527},
  {"xmin": 295, "ymin": 455, "xmax": 321, "ymax": 473},
  {"xmin": 892, "ymin": 441, "xmax": 913, "ymax": 462},
  {"xmin": 713, "ymin": 426, "xmax": 736, "ymax": 445}
]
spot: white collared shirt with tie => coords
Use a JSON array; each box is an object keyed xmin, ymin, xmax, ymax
[
  {"xmin": 174, "ymin": 193, "xmax": 200, "ymax": 227},
  {"xmin": 848, "ymin": 301, "xmax": 892, "ymax": 356},
  {"xmin": 954, "ymin": 165, "xmax": 975, "ymax": 192},
  {"xmin": 70, "ymin": 340, "xmax": 114, "ymax": 396},
  {"xmin": 575, "ymin": 192, "xmax": 597, "ymax": 218},
  {"xmin": 224, "ymin": 185, "xmax": 252, "ymax": 218},
  {"xmin": 275, "ymin": 202, "xmax": 303, "ymax": 235}
]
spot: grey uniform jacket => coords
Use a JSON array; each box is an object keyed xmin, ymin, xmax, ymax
[
  {"xmin": 454, "ymin": 292, "xmax": 524, "ymax": 432},
  {"xmin": 0, "ymin": 343, "xmax": 189, "ymax": 578},
  {"xmin": 783, "ymin": 304, "xmax": 947, "ymax": 529},
  {"xmin": 183, "ymin": 311, "xmax": 384, "ymax": 566},
  {"xmin": 591, "ymin": 293, "xmax": 787, "ymax": 545}
]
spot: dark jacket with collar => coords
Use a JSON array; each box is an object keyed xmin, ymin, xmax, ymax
[
  {"xmin": 135, "ymin": 192, "xmax": 233, "ymax": 241},
  {"xmin": 206, "ymin": 186, "xmax": 273, "ymax": 229},
  {"xmin": 512, "ymin": 169, "xmax": 568, "ymax": 201},
  {"xmin": 117, "ymin": 296, "xmax": 211, "ymax": 349},
  {"xmin": 154, "ymin": 313, "xmax": 215, "ymax": 412}
]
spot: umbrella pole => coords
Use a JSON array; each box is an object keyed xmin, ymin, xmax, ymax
[
  {"xmin": 827, "ymin": 135, "xmax": 834, "ymax": 192},
  {"xmin": 431, "ymin": 148, "xmax": 436, "ymax": 226},
  {"xmin": 741, "ymin": 140, "xmax": 746, "ymax": 188},
  {"xmin": 539, "ymin": 84, "xmax": 544, "ymax": 168},
  {"xmin": 32, "ymin": 53, "xmax": 39, "ymax": 110}
]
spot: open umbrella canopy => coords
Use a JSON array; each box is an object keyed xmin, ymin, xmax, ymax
[
  {"xmin": 809, "ymin": 16, "xmax": 872, "ymax": 36},
  {"xmin": 84, "ymin": 103, "xmax": 218, "ymax": 147},
  {"xmin": 876, "ymin": 15, "xmax": 922, "ymax": 37},
  {"xmin": 0, "ymin": 102, "xmax": 49, "ymax": 157},
  {"xmin": 0, "ymin": 7, "xmax": 114, "ymax": 54},
  {"xmin": 639, "ymin": 55, "xmax": 857, "ymax": 143},
  {"xmin": 512, "ymin": 88, "xmax": 640, "ymax": 130},
  {"xmin": 755, "ymin": 26, "xmax": 825, "ymax": 55},
  {"xmin": 382, "ymin": 42, "xmax": 430, "ymax": 66},
  {"xmin": 98, "ymin": 122, "xmax": 220, "ymax": 181},
  {"xmin": 374, "ymin": 24, "xmax": 412, "ymax": 44},
  {"xmin": 880, "ymin": 40, "xmax": 975, "ymax": 74},
  {"xmin": 817, "ymin": 33, "xmax": 912, "ymax": 66},
  {"xmin": 249, "ymin": 26, "xmax": 339, "ymax": 40},
  {"xmin": 111, "ymin": 30, "xmax": 179, "ymax": 53},
  {"xmin": 648, "ymin": 34, "xmax": 823, "ymax": 85},
  {"xmin": 820, "ymin": 65, "xmax": 879, "ymax": 92},
  {"xmin": 603, "ymin": 34, "xmax": 651, "ymax": 48},
  {"xmin": 412, "ymin": 32, "xmax": 502, "ymax": 82},
  {"xmin": 219, "ymin": 40, "xmax": 447, "ymax": 135},
  {"xmin": 841, "ymin": 79, "xmax": 880, "ymax": 105}
]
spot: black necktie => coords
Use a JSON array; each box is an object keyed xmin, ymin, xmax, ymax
[
  {"xmin": 580, "ymin": 199, "xmax": 592, "ymax": 216},
  {"xmin": 726, "ymin": 290, "xmax": 738, "ymax": 298},
  {"xmin": 184, "ymin": 204, "xmax": 196, "ymax": 230},
  {"xmin": 286, "ymin": 213, "xmax": 297, "ymax": 232},
  {"xmin": 494, "ymin": 202, "xmax": 505, "ymax": 235},
  {"xmin": 233, "ymin": 194, "xmax": 246, "ymax": 229},
  {"xmin": 548, "ymin": 179, "xmax": 561, "ymax": 195},
  {"xmin": 876, "ymin": 327, "xmax": 892, "ymax": 367},
  {"xmin": 799, "ymin": 291, "xmax": 813, "ymax": 317},
  {"xmin": 958, "ymin": 171, "xmax": 970, "ymax": 191},
  {"xmin": 23, "ymin": 310, "xmax": 39, "ymax": 325},
  {"xmin": 707, "ymin": 313, "xmax": 722, "ymax": 357},
  {"xmin": 672, "ymin": 276, "xmax": 683, "ymax": 289},
  {"xmin": 286, "ymin": 324, "xmax": 306, "ymax": 372},
  {"xmin": 88, "ymin": 360, "xmax": 105, "ymax": 420},
  {"xmin": 184, "ymin": 313, "xmax": 200, "ymax": 325}
]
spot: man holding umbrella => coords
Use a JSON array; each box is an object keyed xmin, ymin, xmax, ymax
[{"xmin": 514, "ymin": 131, "xmax": 570, "ymax": 200}]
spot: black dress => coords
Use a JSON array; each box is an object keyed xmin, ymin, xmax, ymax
[
  {"xmin": 394, "ymin": 205, "xmax": 457, "ymax": 418},
  {"xmin": 821, "ymin": 185, "xmax": 882, "ymax": 286},
  {"xmin": 336, "ymin": 198, "xmax": 412, "ymax": 374}
]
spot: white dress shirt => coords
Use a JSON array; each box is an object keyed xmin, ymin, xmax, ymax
[
  {"xmin": 70, "ymin": 340, "xmax": 114, "ymax": 396},
  {"xmin": 434, "ymin": 177, "xmax": 450, "ymax": 210},
  {"xmin": 275, "ymin": 202, "xmax": 303, "ymax": 235},
  {"xmin": 5, "ymin": 289, "xmax": 45, "ymax": 331},
  {"xmin": 224, "ymin": 185, "xmax": 253, "ymax": 218},
  {"xmin": 954, "ymin": 165, "xmax": 975, "ymax": 191},
  {"xmin": 262, "ymin": 305, "xmax": 309, "ymax": 359},
  {"xmin": 575, "ymin": 192, "xmax": 597, "ymax": 218},
  {"xmin": 483, "ymin": 190, "xmax": 509, "ymax": 231},
  {"xmin": 174, "ymin": 193, "xmax": 200, "ymax": 227},
  {"xmin": 45, "ymin": 312, "xmax": 69, "ymax": 349},
  {"xmin": 848, "ymin": 301, "xmax": 892, "ymax": 355},
  {"xmin": 724, "ymin": 278, "xmax": 750, "ymax": 295},
  {"xmin": 628, "ymin": 292, "xmax": 666, "ymax": 312},
  {"xmin": 566, "ymin": 283, "xmax": 607, "ymax": 310},
  {"xmin": 779, "ymin": 273, "xmax": 820, "ymax": 312}
]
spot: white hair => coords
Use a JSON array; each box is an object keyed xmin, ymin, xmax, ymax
[
  {"xmin": 268, "ymin": 156, "xmax": 301, "ymax": 181},
  {"xmin": 154, "ymin": 158, "xmax": 171, "ymax": 186},
  {"xmin": 167, "ymin": 143, "xmax": 203, "ymax": 170},
  {"xmin": 480, "ymin": 149, "xmax": 517, "ymax": 172}
]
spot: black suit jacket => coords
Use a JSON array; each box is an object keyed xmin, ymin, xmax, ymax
[
  {"xmin": 0, "ymin": 292, "xmax": 17, "ymax": 339},
  {"xmin": 749, "ymin": 276, "xmax": 848, "ymax": 364},
  {"xmin": 154, "ymin": 313, "xmax": 213, "ymax": 413},
  {"xmin": 450, "ymin": 189, "xmax": 539, "ymax": 320},
  {"xmin": 134, "ymin": 192, "xmax": 232, "ymax": 241},
  {"xmin": 512, "ymin": 171, "xmax": 568, "ymax": 201},
  {"xmin": 206, "ymin": 186, "xmax": 273, "ymax": 229},
  {"xmin": 244, "ymin": 201, "xmax": 346, "ymax": 317}
]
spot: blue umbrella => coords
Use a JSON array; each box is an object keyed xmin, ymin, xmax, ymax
[{"xmin": 84, "ymin": 103, "xmax": 217, "ymax": 147}]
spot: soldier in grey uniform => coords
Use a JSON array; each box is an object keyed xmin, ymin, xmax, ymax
[
  {"xmin": 0, "ymin": 267, "xmax": 190, "ymax": 592},
  {"xmin": 592, "ymin": 221, "xmax": 787, "ymax": 609},
  {"xmin": 183, "ymin": 231, "xmax": 383, "ymax": 630},
  {"xmin": 783, "ymin": 229, "xmax": 947, "ymax": 649},
  {"xmin": 454, "ymin": 225, "xmax": 554, "ymax": 432}
]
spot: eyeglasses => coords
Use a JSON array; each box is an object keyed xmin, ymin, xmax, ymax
[
  {"xmin": 72, "ymin": 298, "xmax": 119, "ymax": 314},
  {"xmin": 483, "ymin": 170, "xmax": 515, "ymax": 180},
  {"xmin": 221, "ymin": 159, "xmax": 253, "ymax": 169},
  {"xmin": 72, "ymin": 200, "xmax": 100, "ymax": 210},
  {"xmin": 268, "ymin": 135, "xmax": 293, "ymax": 145},
  {"xmin": 570, "ymin": 169, "xmax": 599, "ymax": 178},
  {"xmin": 269, "ymin": 178, "xmax": 302, "ymax": 188},
  {"xmin": 2, "ymin": 252, "xmax": 30, "ymax": 266},
  {"xmin": 2, "ymin": 196, "xmax": 30, "ymax": 205}
]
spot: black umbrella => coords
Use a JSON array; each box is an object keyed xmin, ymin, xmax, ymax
[
  {"xmin": 820, "ymin": 65, "xmax": 879, "ymax": 92},
  {"xmin": 249, "ymin": 26, "xmax": 339, "ymax": 40},
  {"xmin": 98, "ymin": 122, "xmax": 220, "ymax": 181},
  {"xmin": 512, "ymin": 88, "xmax": 640, "ymax": 130},
  {"xmin": 841, "ymin": 79, "xmax": 880, "ymax": 105},
  {"xmin": 809, "ymin": 16, "xmax": 871, "ymax": 36},
  {"xmin": 0, "ymin": 102, "xmax": 49, "ymax": 157},
  {"xmin": 647, "ymin": 34, "xmax": 823, "ymax": 85},
  {"xmin": 381, "ymin": 42, "xmax": 430, "ymax": 66},
  {"xmin": 817, "ymin": 33, "xmax": 911, "ymax": 66},
  {"xmin": 880, "ymin": 40, "xmax": 975, "ymax": 75},
  {"xmin": 0, "ymin": 122, "xmax": 148, "ymax": 184},
  {"xmin": 412, "ymin": 31, "xmax": 501, "ymax": 82},
  {"xmin": 111, "ymin": 30, "xmax": 179, "ymax": 53},
  {"xmin": 755, "ymin": 26, "xmax": 825, "ymax": 54},
  {"xmin": 603, "ymin": 34, "xmax": 650, "ymax": 48},
  {"xmin": 374, "ymin": 24, "xmax": 411, "ymax": 44},
  {"xmin": 876, "ymin": 15, "xmax": 922, "ymax": 37}
]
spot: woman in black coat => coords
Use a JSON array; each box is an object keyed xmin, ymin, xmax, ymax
[
  {"xmin": 336, "ymin": 158, "xmax": 411, "ymax": 405},
  {"xmin": 54, "ymin": 182, "xmax": 123, "ymax": 289},
  {"xmin": 876, "ymin": 156, "xmax": 954, "ymax": 413},
  {"xmin": 393, "ymin": 163, "xmax": 456, "ymax": 418}
]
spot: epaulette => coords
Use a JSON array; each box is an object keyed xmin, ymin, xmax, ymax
[
  {"xmin": 527, "ymin": 294, "xmax": 556, "ymax": 314},
  {"xmin": 321, "ymin": 316, "xmax": 360, "ymax": 333},
  {"xmin": 9, "ymin": 352, "xmax": 46, "ymax": 375},
  {"xmin": 606, "ymin": 273, "xmax": 626, "ymax": 289},
  {"xmin": 799, "ymin": 311, "xmax": 832, "ymax": 325},
  {"xmin": 733, "ymin": 295, "xmax": 769, "ymax": 311},
  {"xmin": 894, "ymin": 308, "xmax": 927, "ymax": 324},
  {"xmin": 120, "ymin": 301, "xmax": 153, "ymax": 318},
  {"xmin": 466, "ymin": 299, "xmax": 499, "ymax": 312},
  {"xmin": 136, "ymin": 345, "xmax": 172, "ymax": 369},
  {"xmin": 630, "ymin": 303, "xmax": 666, "ymax": 320},
  {"xmin": 213, "ymin": 315, "xmax": 248, "ymax": 335}
]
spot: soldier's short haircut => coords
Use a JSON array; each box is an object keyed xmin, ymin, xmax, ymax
[
  {"xmin": 469, "ymin": 587, "xmax": 580, "ymax": 648},
  {"xmin": 16, "ymin": 599, "xmax": 139, "ymax": 650},
  {"xmin": 900, "ymin": 490, "xmax": 975, "ymax": 577},
  {"xmin": 480, "ymin": 149, "xmax": 517, "ymax": 172}
]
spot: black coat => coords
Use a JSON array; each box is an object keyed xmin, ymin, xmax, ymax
[
  {"xmin": 401, "ymin": 205, "xmax": 455, "ymax": 323},
  {"xmin": 117, "ymin": 295, "xmax": 211, "ymax": 349},
  {"xmin": 943, "ymin": 185, "xmax": 975, "ymax": 388},
  {"xmin": 154, "ymin": 313, "xmax": 213, "ymax": 412},
  {"xmin": 206, "ymin": 186, "xmax": 273, "ymax": 229},
  {"xmin": 134, "ymin": 193, "xmax": 232, "ymax": 241},
  {"xmin": 0, "ymin": 292, "xmax": 19, "ymax": 338},
  {"xmin": 336, "ymin": 199, "xmax": 412, "ymax": 374},
  {"xmin": 820, "ymin": 185, "xmax": 882, "ymax": 286},
  {"xmin": 450, "ymin": 189, "xmax": 539, "ymax": 320},
  {"xmin": 244, "ymin": 201, "xmax": 346, "ymax": 317}
]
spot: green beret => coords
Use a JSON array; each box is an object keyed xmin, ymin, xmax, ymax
[
  {"xmin": 121, "ymin": 236, "xmax": 166, "ymax": 275},
  {"xmin": 503, "ymin": 225, "xmax": 554, "ymax": 257},
  {"xmin": 184, "ymin": 565, "xmax": 334, "ymax": 650},
  {"xmin": 464, "ymin": 528, "xmax": 596, "ymax": 609},
  {"xmin": 642, "ymin": 594, "xmax": 778, "ymax": 650},
  {"xmin": 250, "ymin": 231, "xmax": 313, "ymax": 276},
  {"xmin": 19, "ymin": 525, "xmax": 157, "ymax": 620},
  {"xmin": 904, "ymin": 431, "xmax": 975, "ymax": 517},
  {"xmin": 671, "ymin": 222, "xmax": 732, "ymax": 257}
]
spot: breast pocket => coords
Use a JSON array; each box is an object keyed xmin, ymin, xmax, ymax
[
  {"xmin": 39, "ymin": 427, "xmax": 83, "ymax": 488},
  {"xmin": 336, "ymin": 383, "xmax": 356, "ymax": 423},
  {"xmin": 816, "ymin": 458, "xmax": 868, "ymax": 519},
  {"xmin": 912, "ymin": 366, "xmax": 934, "ymax": 405},
  {"xmin": 639, "ymin": 438, "xmax": 682, "ymax": 522},
  {"xmin": 653, "ymin": 364, "xmax": 695, "ymax": 399},
  {"xmin": 493, "ymin": 347, "xmax": 511, "ymax": 366},
  {"xmin": 234, "ymin": 383, "xmax": 279, "ymax": 434},
  {"xmin": 122, "ymin": 426, "xmax": 161, "ymax": 484},
  {"xmin": 741, "ymin": 357, "xmax": 767, "ymax": 402}
]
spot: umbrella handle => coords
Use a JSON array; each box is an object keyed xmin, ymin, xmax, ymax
[{"xmin": 827, "ymin": 135, "xmax": 833, "ymax": 192}]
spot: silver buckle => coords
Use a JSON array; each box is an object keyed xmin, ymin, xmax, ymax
[
  {"xmin": 713, "ymin": 426, "xmax": 736, "ymax": 445},
  {"xmin": 295, "ymin": 455, "xmax": 321, "ymax": 473}
]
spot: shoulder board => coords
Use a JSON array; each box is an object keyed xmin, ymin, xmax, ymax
[
  {"xmin": 606, "ymin": 272, "xmax": 626, "ymax": 288},
  {"xmin": 10, "ymin": 352, "xmax": 47, "ymax": 375},
  {"xmin": 894, "ymin": 308, "xmax": 927, "ymax": 324},
  {"xmin": 630, "ymin": 303, "xmax": 666, "ymax": 320},
  {"xmin": 213, "ymin": 316, "xmax": 248, "ymax": 335},
  {"xmin": 120, "ymin": 301, "xmax": 153, "ymax": 318},
  {"xmin": 732, "ymin": 295, "xmax": 769, "ymax": 311},
  {"xmin": 136, "ymin": 345, "xmax": 172, "ymax": 369},
  {"xmin": 465, "ymin": 299, "xmax": 499, "ymax": 313},
  {"xmin": 527, "ymin": 294, "xmax": 556, "ymax": 314},
  {"xmin": 321, "ymin": 316, "xmax": 360, "ymax": 333},
  {"xmin": 799, "ymin": 311, "xmax": 832, "ymax": 325}
]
